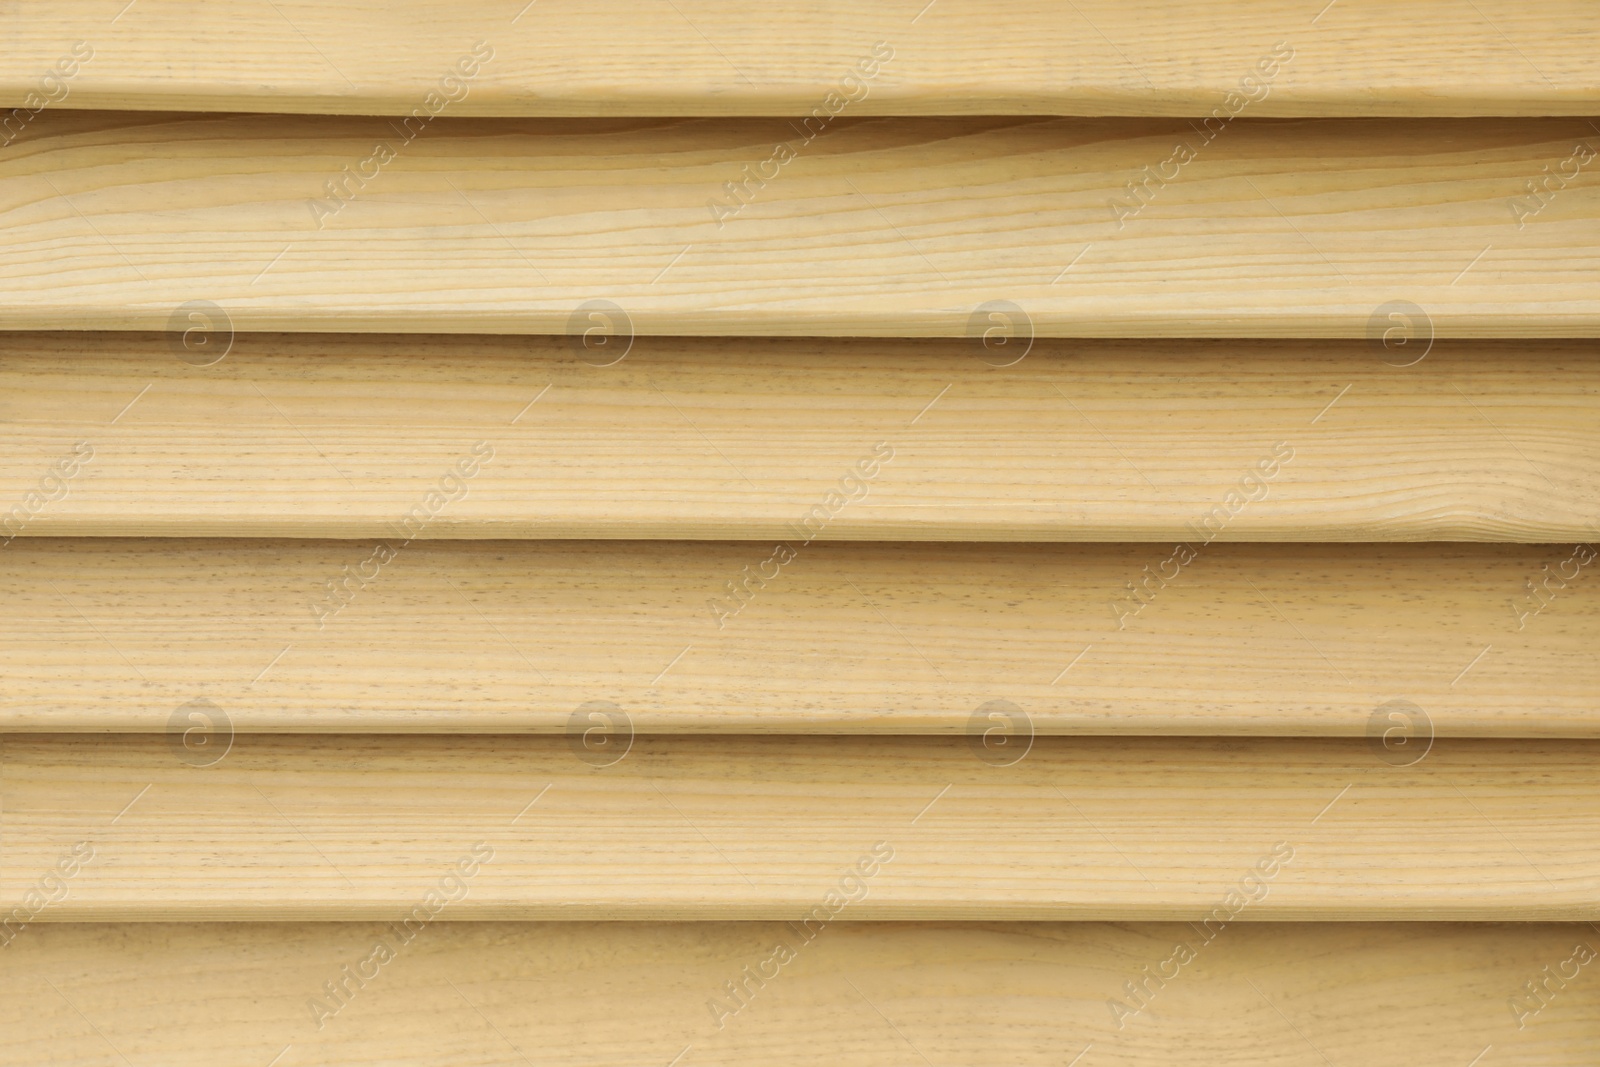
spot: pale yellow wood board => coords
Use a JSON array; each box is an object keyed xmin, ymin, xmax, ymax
[
  {"xmin": 3, "ymin": 116, "xmax": 1600, "ymax": 335},
  {"xmin": 2, "ymin": 922, "xmax": 1596, "ymax": 1065},
  {"xmin": 3, "ymin": 1, "xmax": 1599, "ymax": 116},
  {"xmin": 4, "ymin": 735, "xmax": 1596, "ymax": 920},
  {"xmin": 1, "ymin": 334, "xmax": 1595, "ymax": 540},
  {"xmin": 2, "ymin": 539, "xmax": 1596, "ymax": 736}
]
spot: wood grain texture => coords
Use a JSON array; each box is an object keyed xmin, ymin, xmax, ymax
[
  {"xmin": 4, "ymin": 115, "xmax": 1600, "ymax": 336},
  {"xmin": 2, "ymin": 334, "xmax": 1596, "ymax": 541},
  {"xmin": 4, "ymin": 734, "xmax": 1596, "ymax": 920},
  {"xmin": 3, "ymin": 922, "xmax": 1596, "ymax": 1066},
  {"xmin": 3, "ymin": 0, "xmax": 1599, "ymax": 117},
  {"xmin": 3, "ymin": 539, "xmax": 1597, "ymax": 736}
]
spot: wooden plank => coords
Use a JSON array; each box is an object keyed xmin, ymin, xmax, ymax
[
  {"xmin": 3, "ymin": 921, "xmax": 1595, "ymax": 1065},
  {"xmin": 4, "ymin": 1, "xmax": 1598, "ymax": 117},
  {"xmin": 3, "ymin": 115, "xmax": 1599, "ymax": 336},
  {"xmin": 4, "ymin": 734, "xmax": 1596, "ymax": 920},
  {"xmin": 3, "ymin": 539, "xmax": 1597, "ymax": 736},
  {"xmin": 2, "ymin": 334, "xmax": 1596, "ymax": 542}
]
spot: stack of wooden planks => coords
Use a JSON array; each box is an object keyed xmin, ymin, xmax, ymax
[{"xmin": 1, "ymin": 2, "xmax": 1596, "ymax": 1063}]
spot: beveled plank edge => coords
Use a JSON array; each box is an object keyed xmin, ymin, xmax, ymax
[
  {"xmin": 8, "ymin": 517, "xmax": 1599, "ymax": 543},
  {"xmin": 24, "ymin": 901, "xmax": 1600, "ymax": 922},
  {"xmin": 2, "ymin": 312, "xmax": 1600, "ymax": 338},
  {"xmin": 12, "ymin": 87, "xmax": 1600, "ymax": 118}
]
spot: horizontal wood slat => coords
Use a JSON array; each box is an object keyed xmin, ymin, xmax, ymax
[
  {"xmin": 1, "ymin": 334, "xmax": 1595, "ymax": 541},
  {"xmin": 2, "ymin": 539, "xmax": 1596, "ymax": 735},
  {"xmin": 3, "ymin": 1, "xmax": 1598, "ymax": 117},
  {"xmin": 3, "ymin": 116, "xmax": 1599, "ymax": 335},
  {"xmin": 4, "ymin": 735, "xmax": 1595, "ymax": 920},
  {"xmin": 2, "ymin": 922, "xmax": 1595, "ymax": 1065}
]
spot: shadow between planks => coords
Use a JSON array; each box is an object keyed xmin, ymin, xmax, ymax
[{"xmin": 1, "ymin": 922, "xmax": 1595, "ymax": 1065}]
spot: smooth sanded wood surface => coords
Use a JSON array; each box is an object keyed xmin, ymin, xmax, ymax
[
  {"xmin": 4, "ymin": 115, "xmax": 1600, "ymax": 336},
  {"xmin": 2, "ymin": 334, "xmax": 1596, "ymax": 541},
  {"xmin": 3, "ymin": 922, "xmax": 1594, "ymax": 1066},
  {"xmin": 3, "ymin": 539, "xmax": 1597, "ymax": 736},
  {"xmin": 5, "ymin": 734, "xmax": 1596, "ymax": 920},
  {"xmin": 4, "ymin": 1, "xmax": 1600, "ymax": 117}
]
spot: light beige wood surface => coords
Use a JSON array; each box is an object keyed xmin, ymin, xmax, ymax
[
  {"xmin": 2, "ymin": 334, "xmax": 1595, "ymax": 541},
  {"xmin": 2, "ymin": 921, "xmax": 1595, "ymax": 1065},
  {"xmin": 4, "ymin": 8, "xmax": 1592, "ymax": 1058},
  {"xmin": 2, "ymin": 539, "xmax": 1596, "ymax": 735},
  {"xmin": 4, "ymin": 734, "xmax": 1595, "ymax": 920},
  {"xmin": 4, "ymin": 116, "xmax": 1600, "ymax": 336},
  {"xmin": 4, "ymin": 1, "xmax": 1599, "ymax": 117}
]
